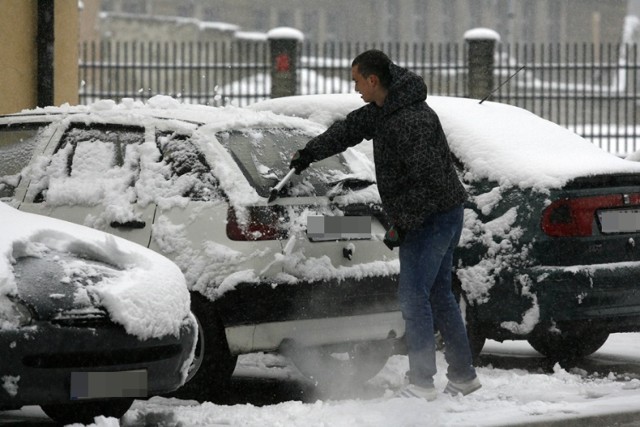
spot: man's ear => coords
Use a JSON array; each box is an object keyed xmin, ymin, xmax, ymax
[{"xmin": 368, "ymin": 74, "xmax": 380, "ymax": 86}]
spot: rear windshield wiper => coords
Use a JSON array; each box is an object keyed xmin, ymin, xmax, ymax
[{"xmin": 327, "ymin": 177, "xmax": 376, "ymax": 198}]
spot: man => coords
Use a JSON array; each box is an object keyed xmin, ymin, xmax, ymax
[{"xmin": 289, "ymin": 49, "xmax": 480, "ymax": 400}]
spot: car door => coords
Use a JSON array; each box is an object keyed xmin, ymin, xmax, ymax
[{"xmin": 18, "ymin": 122, "xmax": 155, "ymax": 248}]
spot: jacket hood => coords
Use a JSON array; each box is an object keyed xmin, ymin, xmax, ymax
[{"xmin": 382, "ymin": 63, "xmax": 428, "ymax": 116}]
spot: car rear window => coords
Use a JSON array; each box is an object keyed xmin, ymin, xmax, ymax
[
  {"xmin": 0, "ymin": 123, "xmax": 47, "ymax": 198},
  {"xmin": 37, "ymin": 124, "xmax": 146, "ymax": 205},
  {"xmin": 217, "ymin": 128, "xmax": 352, "ymax": 198}
]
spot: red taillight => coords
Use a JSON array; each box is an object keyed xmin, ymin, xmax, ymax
[
  {"xmin": 541, "ymin": 194, "xmax": 626, "ymax": 237},
  {"xmin": 226, "ymin": 207, "xmax": 287, "ymax": 241}
]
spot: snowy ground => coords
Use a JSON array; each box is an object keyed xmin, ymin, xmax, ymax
[{"xmin": 3, "ymin": 333, "xmax": 640, "ymax": 426}]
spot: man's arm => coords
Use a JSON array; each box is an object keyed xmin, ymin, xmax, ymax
[{"xmin": 304, "ymin": 105, "xmax": 376, "ymax": 162}]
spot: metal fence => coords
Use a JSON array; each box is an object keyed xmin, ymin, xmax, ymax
[{"xmin": 79, "ymin": 40, "xmax": 640, "ymax": 155}]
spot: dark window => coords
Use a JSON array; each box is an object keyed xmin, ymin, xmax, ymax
[{"xmin": 122, "ymin": 0, "xmax": 147, "ymax": 14}]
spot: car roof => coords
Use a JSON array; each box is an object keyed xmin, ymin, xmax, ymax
[
  {"xmin": 250, "ymin": 94, "xmax": 640, "ymax": 191},
  {"xmin": 0, "ymin": 96, "xmax": 326, "ymax": 133}
]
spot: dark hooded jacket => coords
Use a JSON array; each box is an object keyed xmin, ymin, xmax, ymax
[{"xmin": 304, "ymin": 63, "xmax": 466, "ymax": 231}]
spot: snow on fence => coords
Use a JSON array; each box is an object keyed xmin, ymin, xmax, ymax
[{"xmin": 79, "ymin": 39, "xmax": 640, "ymax": 155}]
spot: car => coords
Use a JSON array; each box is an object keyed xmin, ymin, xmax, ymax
[
  {"xmin": 0, "ymin": 96, "xmax": 404, "ymax": 402},
  {"xmin": 0, "ymin": 201, "xmax": 197, "ymax": 424},
  {"xmin": 250, "ymin": 93, "xmax": 640, "ymax": 362}
]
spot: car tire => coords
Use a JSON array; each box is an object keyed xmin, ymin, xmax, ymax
[
  {"xmin": 527, "ymin": 325, "xmax": 609, "ymax": 361},
  {"xmin": 41, "ymin": 398, "xmax": 133, "ymax": 425},
  {"xmin": 283, "ymin": 339, "xmax": 395, "ymax": 392},
  {"xmin": 166, "ymin": 292, "xmax": 237, "ymax": 403}
]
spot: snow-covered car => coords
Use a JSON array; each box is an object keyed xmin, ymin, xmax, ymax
[
  {"xmin": 250, "ymin": 94, "xmax": 640, "ymax": 362},
  {"xmin": 0, "ymin": 96, "xmax": 403, "ymax": 401},
  {"xmin": 0, "ymin": 202, "xmax": 197, "ymax": 424}
]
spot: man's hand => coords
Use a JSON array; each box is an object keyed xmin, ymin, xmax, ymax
[
  {"xmin": 289, "ymin": 148, "xmax": 313, "ymax": 174},
  {"xmin": 383, "ymin": 224, "xmax": 405, "ymax": 250}
]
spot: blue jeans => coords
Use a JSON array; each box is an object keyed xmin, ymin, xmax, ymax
[{"xmin": 398, "ymin": 204, "xmax": 476, "ymax": 388}]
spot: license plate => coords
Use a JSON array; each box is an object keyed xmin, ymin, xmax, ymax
[
  {"xmin": 70, "ymin": 370, "xmax": 147, "ymax": 400},
  {"xmin": 598, "ymin": 208, "xmax": 640, "ymax": 233},
  {"xmin": 307, "ymin": 215, "xmax": 371, "ymax": 241}
]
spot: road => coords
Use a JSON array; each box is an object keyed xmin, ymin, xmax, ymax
[{"xmin": 3, "ymin": 340, "xmax": 640, "ymax": 426}]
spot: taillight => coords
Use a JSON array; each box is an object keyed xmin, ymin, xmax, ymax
[
  {"xmin": 226, "ymin": 206, "xmax": 287, "ymax": 241},
  {"xmin": 542, "ymin": 194, "xmax": 626, "ymax": 237}
]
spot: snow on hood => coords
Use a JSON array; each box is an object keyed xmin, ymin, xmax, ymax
[
  {"xmin": 0, "ymin": 202, "xmax": 191, "ymax": 340},
  {"xmin": 250, "ymin": 94, "xmax": 640, "ymax": 191}
]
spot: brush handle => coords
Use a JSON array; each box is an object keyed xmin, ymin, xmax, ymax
[{"xmin": 273, "ymin": 168, "xmax": 297, "ymax": 192}]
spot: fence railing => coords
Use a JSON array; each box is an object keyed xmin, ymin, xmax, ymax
[{"xmin": 79, "ymin": 40, "xmax": 640, "ymax": 155}]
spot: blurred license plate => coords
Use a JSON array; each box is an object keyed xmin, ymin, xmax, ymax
[
  {"xmin": 70, "ymin": 370, "xmax": 147, "ymax": 400},
  {"xmin": 307, "ymin": 215, "xmax": 371, "ymax": 240},
  {"xmin": 598, "ymin": 208, "xmax": 640, "ymax": 233}
]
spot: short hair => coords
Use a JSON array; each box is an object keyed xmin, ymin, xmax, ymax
[{"xmin": 352, "ymin": 50, "xmax": 392, "ymax": 89}]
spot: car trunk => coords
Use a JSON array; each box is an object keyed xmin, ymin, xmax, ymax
[{"xmin": 534, "ymin": 173, "xmax": 640, "ymax": 266}]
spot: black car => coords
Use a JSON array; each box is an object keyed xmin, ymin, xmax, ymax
[
  {"xmin": 251, "ymin": 94, "xmax": 640, "ymax": 362},
  {"xmin": 0, "ymin": 202, "xmax": 197, "ymax": 424}
]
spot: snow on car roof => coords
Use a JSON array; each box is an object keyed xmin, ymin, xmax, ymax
[
  {"xmin": 0, "ymin": 202, "xmax": 191, "ymax": 339},
  {"xmin": 249, "ymin": 94, "xmax": 640, "ymax": 191}
]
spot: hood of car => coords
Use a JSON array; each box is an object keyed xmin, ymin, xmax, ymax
[
  {"xmin": 13, "ymin": 249, "xmax": 115, "ymax": 322},
  {"xmin": 1, "ymin": 202, "xmax": 191, "ymax": 339}
]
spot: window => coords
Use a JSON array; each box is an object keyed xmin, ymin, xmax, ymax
[
  {"xmin": 413, "ymin": 0, "xmax": 428, "ymax": 41},
  {"xmin": 217, "ymin": 128, "xmax": 352, "ymax": 198},
  {"xmin": 0, "ymin": 124, "xmax": 47, "ymax": 198},
  {"xmin": 157, "ymin": 132, "xmax": 221, "ymax": 201},
  {"xmin": 122, "ymin": 0, "xmax": 147, "ymax": 14},
  {"xmin": 34, "ymin": 124, "xmax": 145, "ymax": 205},
  {"xmin": 278, "ymin": 10, "xmax": 294, "ymax": 27}
]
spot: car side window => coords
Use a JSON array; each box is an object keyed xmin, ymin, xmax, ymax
[
  {"xmin": 157, "ymin": 132, "xmax": 222, "ymax": 201},
  {"xmin": 0, "ymin": 123, "xmax": 47, "ymax": 199},
  {"xmin": 31, "ymin": 124, "xmax": 145, "ymax": 204}
]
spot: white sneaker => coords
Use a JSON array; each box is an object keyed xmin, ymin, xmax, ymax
[
  {"xmin": 444, "ymin": 376, "xmax": 482, "ymax": 396},
  {"xmin": 395, "ymin": 384, "xmax": 437, "ymax": 401}
]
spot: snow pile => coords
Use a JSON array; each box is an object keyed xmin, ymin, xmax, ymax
[{"xmin": 0, "ymin": 202, "xmax": 192, "ymax": 340}]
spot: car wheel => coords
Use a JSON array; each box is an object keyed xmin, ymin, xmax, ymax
[
  {"xmin": 41, "ymin": 398, "xmax": 133, "ymax": 425},
  {"xmin": 283, "ymin": 339, "xmax": 395, "ymax": 393},
  {"xmin": 452, "ymin": 274, "xmax": 485, "ymax": 362},
  {"xmin": 166, "ymin": 292, "xmax": 237, "ymax": 403},
  {"xmin": 527, "ymin": 326, "xmax": 610, "ymax": 361}
]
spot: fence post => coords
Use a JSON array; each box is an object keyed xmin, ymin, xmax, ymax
[
  {"xmin": 464, "ymin": 28, "xmax": 500, "ymax": 100},
  {"xmin": 267, "ymin": 27, "xmax": 304, "ymax": 98}
]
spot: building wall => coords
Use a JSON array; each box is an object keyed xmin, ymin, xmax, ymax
[
  {"xmin": 0, "ymin": 0, "xmax": 79, "ymax": 115},
  {"xmin": 0, "ymin": 1, "xmax": 37, "ymax": 114},
  {"xmin": 87, "ymin": 0, "xmax": 629, "ymax": 47}
]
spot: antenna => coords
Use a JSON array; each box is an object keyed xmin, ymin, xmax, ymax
[{"xmin": 479, "ymin": 65, "xmax": 526, "ymax": 104}]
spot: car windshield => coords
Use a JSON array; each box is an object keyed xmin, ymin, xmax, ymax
[
  {"xmin": 217, "ymin": 128, "xmax": 352, "ymax": 198},
  {"xmin": 0, "ymin": 123, "xmax": 48, "ymax": 198}
]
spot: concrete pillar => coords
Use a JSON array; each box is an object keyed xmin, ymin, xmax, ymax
[
  {"xmin": 267, "ymin": 27, "xmax": 304, "ymax": 98},
  {"xmin": 464, "ymin": 28, "xmax": 500, "ymax": 101}
]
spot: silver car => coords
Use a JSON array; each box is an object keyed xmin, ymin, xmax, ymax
[{"xmin": 1, "ymin": 97, "xmax": 403, "ymax": 401}]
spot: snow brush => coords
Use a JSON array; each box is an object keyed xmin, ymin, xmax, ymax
[{"xmin": 268, "ymin": 168, "xmax": 297, "ymax": 203}]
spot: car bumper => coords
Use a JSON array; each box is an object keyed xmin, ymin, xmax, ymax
[
  {"xmin": 0, "ymin": 319, "xmax": 196, "ymax": 409},
  {"xmin": 530, "ymin": 262, "xmax": 640, "ymax": 329}
]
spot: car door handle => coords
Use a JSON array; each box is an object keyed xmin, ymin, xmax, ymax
[
  {"xmin": 110, "ymin": 220, "xmax": 146, "ymax": 229},
  {"xmin": 343, "ymin": 247, "xmax": 353, "ymax": 260}
]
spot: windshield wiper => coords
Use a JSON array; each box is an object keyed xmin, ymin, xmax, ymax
[{"xmin": 327, "ymin": 177, "xmax": 376, "ymax": 198}]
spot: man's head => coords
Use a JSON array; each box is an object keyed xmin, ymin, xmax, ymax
[{"xmin": 351, "ymin": 50, "xmax": 392, "ymax": 106}]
